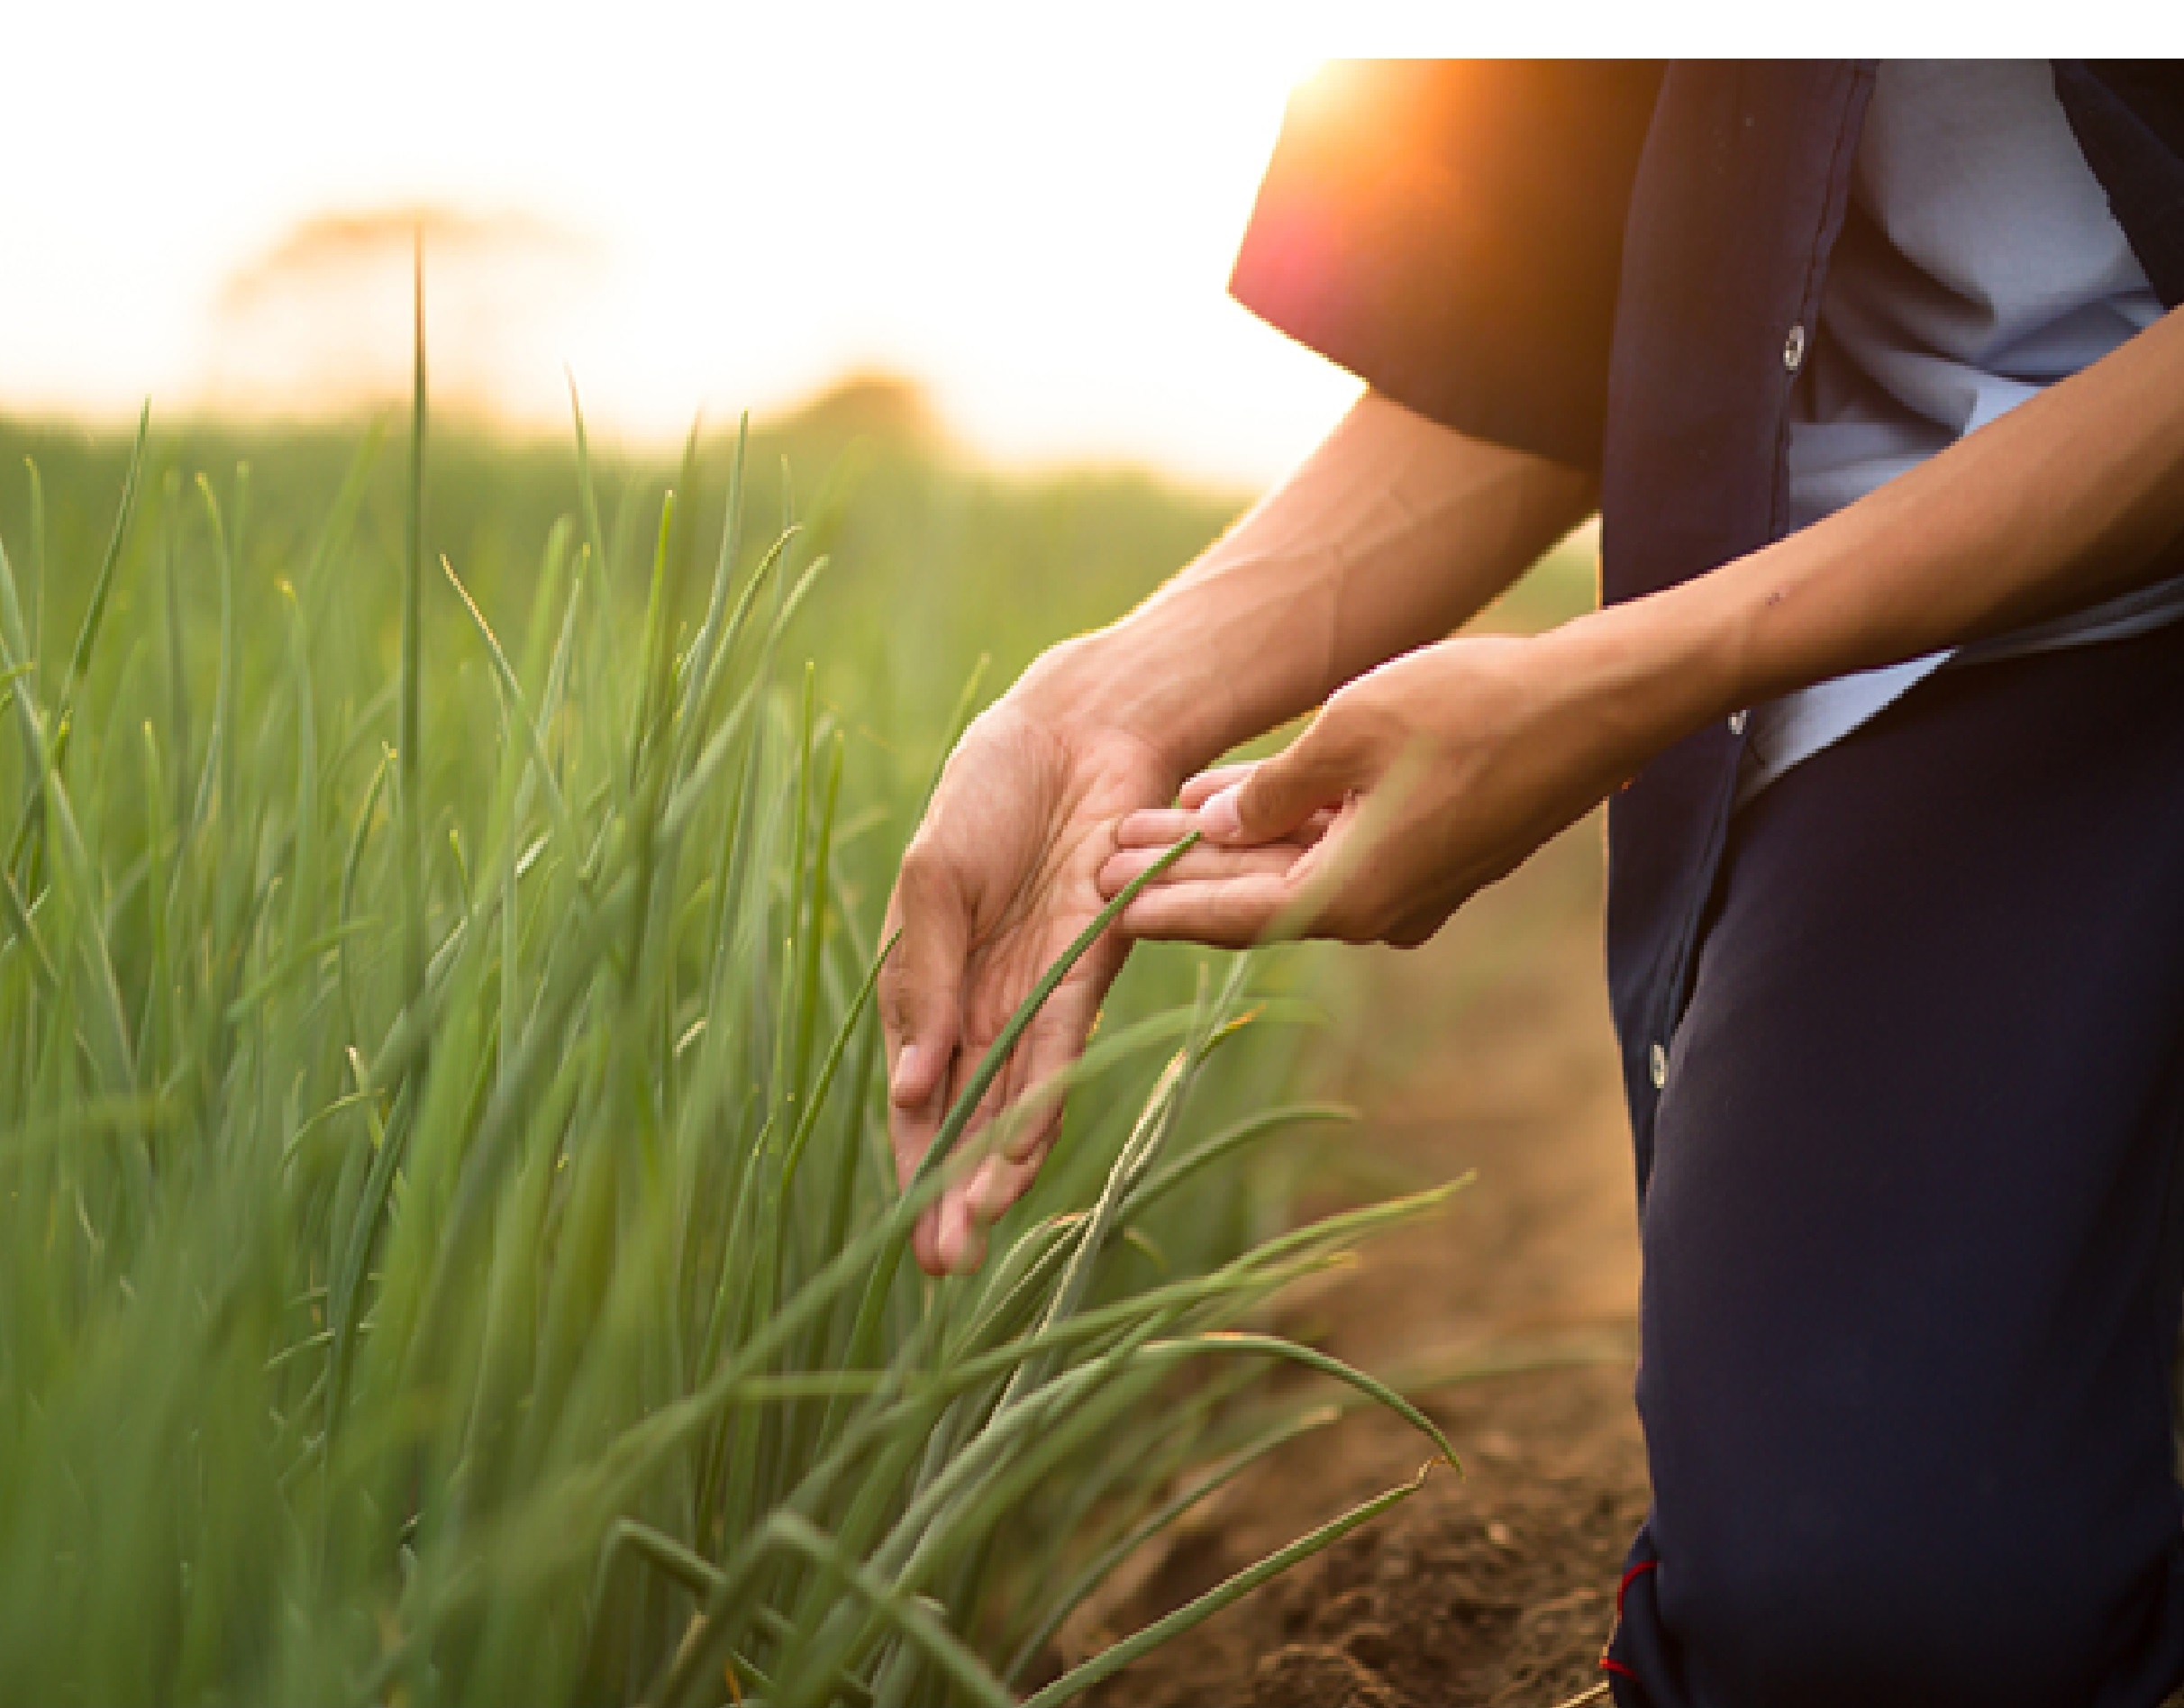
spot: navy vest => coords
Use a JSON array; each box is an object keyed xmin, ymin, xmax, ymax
[{"xmin": 1602, "ymin": 63, "xmax": 2183, "ymax": 1194}]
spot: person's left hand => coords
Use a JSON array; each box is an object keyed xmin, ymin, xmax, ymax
[{"xmin": 1095, "ymin": 631, "xmax": 1637, "ymax": 949}]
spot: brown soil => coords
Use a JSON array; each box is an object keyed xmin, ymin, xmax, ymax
[{"xmin": 1070, "ymin": 822, "xmax": 1648, "ymax": 1708}]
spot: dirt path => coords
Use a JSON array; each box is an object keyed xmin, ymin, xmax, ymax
[{"xmin": 1074, "ymin": 819, "xmax": 1649, "ymax": 1707}]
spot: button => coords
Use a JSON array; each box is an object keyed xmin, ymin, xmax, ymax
[
  {"xmin": 1783, "ymin": 323, "xmax": 1807, "ymax": 372},
  {"xmin": 1728, "ymin": 709, "xmax": 1748, "ymax": 736},
  {"xmin": 1649, "ymin": 1041, "xmax": 1668, "ymax": 1090}
]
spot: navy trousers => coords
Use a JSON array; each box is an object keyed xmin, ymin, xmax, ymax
[{"xmin": 1606, "ymin": 615, "xmax": 2184, "ymax": 1707}]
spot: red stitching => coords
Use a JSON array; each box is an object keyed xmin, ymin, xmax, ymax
[
  {"xmin": 1615, "ymin": 1558, "xmax": 1660, "ymax": 1616},
  {"xmin": 1601, "ymin": 1657, "xmax": 1642, "ymax": 1681}
]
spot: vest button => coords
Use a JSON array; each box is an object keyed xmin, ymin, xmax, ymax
[
  {"xmin": 1783, "ymin": 323, "xmax": 1807, "ymax": 372},
  {"xmin": 1649, "ymin": 1041, "xmax": 1669, "ymax": 1091},
  {"xmin": 1728, "ymin": 709, "xmax": 1748, "ymax": 736}
]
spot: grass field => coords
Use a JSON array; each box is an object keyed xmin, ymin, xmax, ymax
[{"xmin": 0, "ymin": 350, "xmax": 1590, "ymax": 1705}]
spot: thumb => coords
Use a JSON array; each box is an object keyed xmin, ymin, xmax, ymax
[
  {"xmin": 881, "ymin": 849, "xmax": 968, "ymax": 1153},
  {"xmin": 883, "ymin": 852, "xmax": 970, "ymax": 1280},
  {"xmin": 1202, "ymin": 712, "xmax": 1370, "ymax": 846}
]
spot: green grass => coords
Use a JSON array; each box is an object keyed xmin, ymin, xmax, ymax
[{"xmin": 0, "ymin": 347, "xmax": 1461, "ymax": 1702}]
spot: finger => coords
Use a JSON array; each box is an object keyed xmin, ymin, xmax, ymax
[
  {"xmin": 1113, "ymin": 806, "xmax": 1199, "ymax": 849},
  {"xmin": 994, "ymin": 964, "xmax": 1109, "ymax": 1162},
  {"xmin": 965, "ymin": 1141, "xmax": 1048, "ymax": 1225},
  {"xmin": 1211, "ymin": 714, "xmax": 1371, "ymax": 845},
  {"xmin": 881, "ymin": 847, "xmax": 969, "ymax": 1195},
  {"xmin": 934, "ymin": 1187, "xmax": 988, "ymax": 1276},
  {"xmin": 884, "ymin": 855, "xmax": 966, "ymax": 1112},
  {"xmin": 953, "ymin": 942, "xmax": 1116, "ymax": 1248},
  {"xmin": 1097, "ymin": 841, "xmax": 1308, "ymax": 900},
  {"xmin": 914, "ymin": 1204, "xmax": 946, "ymax": 1276},
  {"xmin": 912, "ymin": 1054, "xmax": 975, "ymax": 1278},
  {"xmin": 1178, "ymin": 762, "xmax": 1258, "ymax": 810},
  {"xmin": 1114, "ymin": 803, "xmax": 1336, "ymax": 851},
  {"xmin": 928, "ymin": 904, "xmax": 1125, "ymax": 1276},
  {"xmin": 946, "ymin": 950, "xmax": 1093, "ymax": 1195},
  {"xmin": 1116, "ymin": 870, "xmax": 1298, "ymax": 949},
  {"xmin": 930, "ymin": 1077, "xmax": 1037, "ymax": 1271},
  {"xmin": 914, "ymin": 1040, "xmax": 991, "ymax": 1276},
  {"xmin": 935, "ymin": 1012, "xmax": 1024, "ymax": 1194},
  {"xmin": 1290, "ymin": 805, "xmax": 1340, "ymax": 844}
]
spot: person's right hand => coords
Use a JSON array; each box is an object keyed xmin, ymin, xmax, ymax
[{"xmin": 881, "ymin": 680, "xmax": 1180, "ymax": 1276}]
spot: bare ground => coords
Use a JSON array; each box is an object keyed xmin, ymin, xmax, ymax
[{"xmin": 1069, "ymin": 821, "xmax": 1650, "ymax": 1707}]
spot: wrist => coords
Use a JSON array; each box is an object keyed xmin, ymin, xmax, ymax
[
  {"xmin": 1532, "ymin": 564, "xmax": 1759, "ymax": 775},
  {"xmin": 1013, "ymin": 620, "xmax": 1239, "ymax": 779}
]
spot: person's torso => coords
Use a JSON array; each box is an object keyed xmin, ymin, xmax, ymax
[
  {"xmin": 1594, "ymin": 59, "xmax": 2184, "ymax": 1188},
  {"xmin": 1740, "ymin": 59, "xmax": 2177, "ymax": 804}
]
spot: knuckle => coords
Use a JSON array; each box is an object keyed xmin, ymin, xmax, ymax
[
  {"xmin": 896, "ymin": 842, "xmax": 966, "ymax": 922},
  {"xmin": 897, "ymin": 838, "xmax": 942, "ymax": 893},
  {"xmin": 877, "ymin": 938, "xmax": 915, "ymax": 1008},
  {"xmin": 1301, "ymin": 698, "xmax": 1354, "ymax": 755},
  {"xmin": 1309, "ymin": 702, "xmax": 1379, "ymax": 773}
]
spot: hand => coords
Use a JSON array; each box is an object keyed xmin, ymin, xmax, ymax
[
  {"xmin": 882, "ymin": 686, "xmax": 1178, "ymax": 1276},
  {"xmin": 1097, "ymin": 633, "xmax": 1634, "ymax": 949}
]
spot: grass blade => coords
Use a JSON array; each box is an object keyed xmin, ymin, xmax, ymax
[{"xmin": 1020, "ymin": 1468, "xmax": 1436, "ymax": 1708}]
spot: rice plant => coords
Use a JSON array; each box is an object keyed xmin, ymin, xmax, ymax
[{"xmin": 0, "ymin": 302, "xmax": 1455, "ymax": 1704}]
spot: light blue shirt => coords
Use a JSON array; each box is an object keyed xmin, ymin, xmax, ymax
[{"xmin": 1738, "ymin": 60, "xmax": 2179, "ymax": 805}]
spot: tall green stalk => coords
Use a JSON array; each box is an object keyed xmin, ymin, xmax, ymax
[{"xmin": 0, "ymin": 392, "xmax": 1445, "ymax": 1708}]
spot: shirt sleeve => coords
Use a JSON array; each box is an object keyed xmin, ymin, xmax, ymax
[{"xmin": 1229, "ymin": 60, "xmax": 1664, "ymax": 472}]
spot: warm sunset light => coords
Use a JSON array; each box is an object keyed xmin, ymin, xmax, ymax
[
  {"xmin": 0, "ymin": 4, "xmax": 1360, "ymax": 484},
  {"xmin": 16, "ymin": 35, "xmax": 2183, "ymax": 1706}
]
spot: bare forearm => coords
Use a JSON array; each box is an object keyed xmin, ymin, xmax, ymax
[
  {"xmin": 1545, "ymin": 303, "xmax": 2184, "ymax": 774},
  {"xmin": 1022, "ymin": 390, "xmax": 1597, "ymax": 774}
]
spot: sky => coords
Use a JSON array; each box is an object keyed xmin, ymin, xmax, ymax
[
  {"xmin": 0, "ymin": 3, "xmax": 1377, "ymax": 487},
  {"xmin": 15, "ymin": 11, "xmax": 2159, "ymax": 486}
]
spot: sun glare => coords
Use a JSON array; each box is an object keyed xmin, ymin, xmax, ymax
[{"xmin": 0, "ymin": 4, "xmax": 1355, "ymax": 486}]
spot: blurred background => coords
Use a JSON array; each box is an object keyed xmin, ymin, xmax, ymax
[
  {"xmin": 0, "ymin": 22, "xmax": 1641, "ymax": 1702},
  {"xmin": 1, "ymin": 2, "xmax": 1365, "ymax": 486},
  {"xmin": 4, "ymin": 24, "xmax": 2159, "ymax": 1703}
]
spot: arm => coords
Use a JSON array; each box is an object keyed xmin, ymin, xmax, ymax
[
  {"xmin": 1102, "ymin": 304, "xmax": 2184, "ymax": 949},
  {"xmin": 1021, "ymin": 388, "xmax": 1597, "ymax": 771},
  {"xmin": 1670, "ymin": 300, "xmax": 2184, "ymax": 714},
  {"xmin": 881, "ymin": 392, "xmax": 1594, "ymax": 1274}
]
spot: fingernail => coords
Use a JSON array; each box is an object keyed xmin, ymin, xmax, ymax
[
  {"xmin": 890, "ymin": 1044, "xmax": 923, "ymax": 1104},
  {"xmin": 1201, "ymin": 786, "xmax": 1243, "ymax": 842},
  {"xmin": 940, "ymin": 1196, "xmax": 981, "ymax": 1276},
  {"xmin": 949, "ymin": 1221, "xmax": 987, "ymax": 1276}
]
